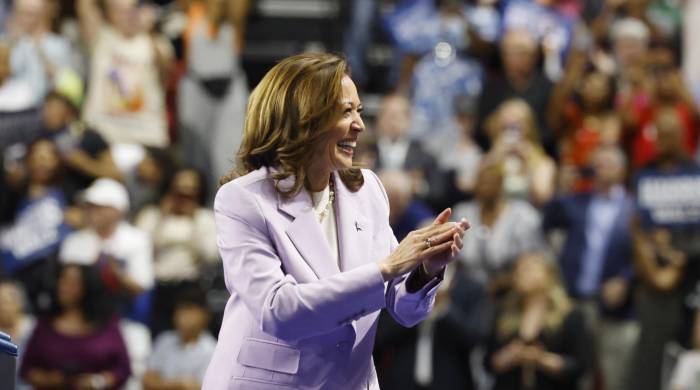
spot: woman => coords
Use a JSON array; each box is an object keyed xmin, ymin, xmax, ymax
[
  {"xmin": 453, "ymin": 159, "xmax": 543, "ymax": 293},
  {"xmin": 0, "ymin": 138, "xmax": 72, "ymax": 310},
  {"xmin": 550, "ymin": 68, "xmax": 621, "ymax": 193},
  {"xmin": 484, "ymin": 99, "xmax": 556, "ymax": 206},
  {"xmin": 136, "ymin": 167, "xmax": 218, "ymax": 336},
  {"xmin": 485, "ymin": 252, "xmax": 593, "ymax": 390},
  {"xmin": 178, "ymin": 0, "xmax": 250, "ymax": 196},
  {"xmin": 20, "ymin": 263, "xmax": 131, "ymax": 389},
  {"xmin": 203, "ymin": 53, "xmax": 469, "ymax": 390}
]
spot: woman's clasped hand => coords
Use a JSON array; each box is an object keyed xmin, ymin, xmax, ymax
[{"xmin": 378, "ymin": 208, "xmax": 469, "ymax": 281}]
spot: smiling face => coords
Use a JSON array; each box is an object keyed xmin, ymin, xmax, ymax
[{"xmin": 308, "ymin": 75, "xmax": 364, "ymax": 187}]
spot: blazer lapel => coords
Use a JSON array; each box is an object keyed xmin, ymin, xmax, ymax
[
  {"xmin": 333, "ymin": 173, "xmax": 373, "ymax": 272},
  {"xmin": 277, "ymin": 176, "xmax": 340, "ymax": 279}
]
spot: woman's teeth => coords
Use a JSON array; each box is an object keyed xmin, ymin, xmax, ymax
[{"xmin": 337, "ymin": 140, "xmax": 356, "ymax": 153}]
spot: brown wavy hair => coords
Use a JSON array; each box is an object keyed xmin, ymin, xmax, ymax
[{"xmin": 219, "ymin": 53, "xmax": 364, "ymax": 197}]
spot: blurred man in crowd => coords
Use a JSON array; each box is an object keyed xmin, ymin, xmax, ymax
[
  {"xmin": 143, "ymin": 287, "xmax": 215, "ymax": 390},
  {"xmin": 370, "ymin": 94, "xmax": 448, "ymax": 210},
  {"xmin": 478, "ymin": 28, "xmax": 554, "ymax": 155},
  {"xmin": 58, "ymin": 178, "xmax": 154, "ymax": 322},
  {"xmin": 630, "ymin": 108, "xmax": 700, "ymax": 390},
  {"xmin": 430, "ymin": 94, "xmax": 483, "ymax": 198},
  {"xmin": 543, "ymin": 145, "xmax": 637, "ymax": 390}
]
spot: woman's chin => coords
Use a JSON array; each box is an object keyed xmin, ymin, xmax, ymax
[{"xmin": 332, "ymin": 156, "xmax": 354, "ymax": 170}]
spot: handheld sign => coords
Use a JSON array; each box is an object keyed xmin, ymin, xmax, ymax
[{"xmin": 636, "ymin": 167, "xmax": 700, "ymax": 228}]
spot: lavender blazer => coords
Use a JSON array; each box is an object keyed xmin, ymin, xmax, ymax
[{"xmin": 202, "ymin": 167, "xmax": 441, "ymax": 390}]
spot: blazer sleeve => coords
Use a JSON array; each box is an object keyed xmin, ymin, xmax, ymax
[
  {"xmin": 364, "ymin": 169, "xmax": 442, "ymax": 328},
  {"xmin": 214, "ymin": 181, "xmax": 388, "ymax": 343}
]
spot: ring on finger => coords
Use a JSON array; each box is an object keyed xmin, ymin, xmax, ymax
[{"xmin": 425, "ymin": 237, "xmax": 433, "ymax": 249}]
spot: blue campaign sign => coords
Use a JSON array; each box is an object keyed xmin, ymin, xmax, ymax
[
  {"xmin": 410, "ymin": 53, "xmax": 483, "ymax": 139},
  {"xmin": 0, "ymin": 188, "xmax": 72, "ymax": 272},
  {"xmin": 636, "ymin": 168, "xmax": 700, "ymax": 228},
  {"xmin": 382, "ymin": 0, "xmax": 468, "ymax": 54}
]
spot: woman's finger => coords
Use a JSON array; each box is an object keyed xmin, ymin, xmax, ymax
[
  {"xmin": 419, "ymin": 224, "xmax": 462, "ymax": 248},
  {"xmin": 414, "ymin": 209, "xmax": 453, "ymax": 235},
  {"xmin": 422, "ymin": 239, "xmax": 454, "ymax": 257},
  {"xmin": 432, "ymin": 208, "xmax": 452, "ymax": 226},
  {"xmin": 455, "ymin": 233, "xmax": 463, "ymax": 249},
  {"xmin": 415, "ymin": 221, "xmax": 461, "ymax": 241}
]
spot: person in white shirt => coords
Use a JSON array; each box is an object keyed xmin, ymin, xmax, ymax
[
  {"xmin": 77, "ymin": 0, "xmax": 173, "ymax": 147},
  {"xmin": 7, "ymin": 0, "xmax": 75, "ymax": 106},
  {"xmin": 58, "ymin": 178, "xmax": 154, "ymax": 307},
  {"xmin": 135, "ymin": 167, "xmax": 218, "ymax": 336}
]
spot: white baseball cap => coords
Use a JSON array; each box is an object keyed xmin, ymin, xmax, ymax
[{"xmin": 79, "ymin": 178, "xmax": 130, "ymax": 213}]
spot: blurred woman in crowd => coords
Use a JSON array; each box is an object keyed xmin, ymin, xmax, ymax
[
  {"xmin": 177, "ymin": 0, "xmax": 249, "ymax": 196},
  {"xmin": 454, "ymin": 159, "xmax": 543, "ymax": 293},
  {"xmin": 484, "ymin": 99, "xmax": 556, "ymax": 206},
  {"xmin": 135, "ymin": 167, "xmax": 218, "ymax": 336},
  {"xmin": 485, "ymin": 252, "xmax": 593, "ymax": 390},
  {"xmin": 20, "ymin": 263, "xmax": 131, "ymax": 389},
  {"xmin": 549, "ymin": 48, "xmax": 621, "ymax": 192},
  {"xmin": 0, "ymin": 138, "xmax": 72, "ymax": 311}
]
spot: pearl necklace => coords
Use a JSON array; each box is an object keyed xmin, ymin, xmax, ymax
[{"xmin": 315, "ymin": 180, "xmax": 335, "ymax": 222}]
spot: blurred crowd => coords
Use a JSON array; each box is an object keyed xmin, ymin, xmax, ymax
[{"xmin": 1, "ymin": 0, "xmax": 700, "ymax": 389}]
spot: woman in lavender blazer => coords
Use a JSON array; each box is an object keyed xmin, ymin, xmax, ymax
[{"xmin": 203, "ymin": 53, "xmax": 469, "ymax": 390}]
